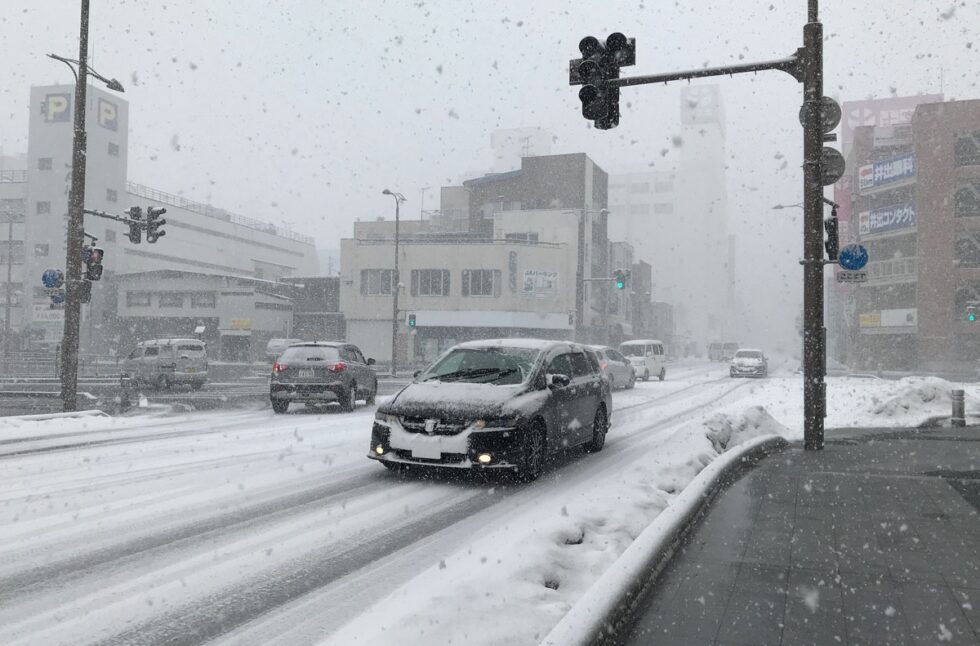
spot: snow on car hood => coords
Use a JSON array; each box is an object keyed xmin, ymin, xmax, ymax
[{"xmin": 384, "ymin": 381, "xmax": 538, "ymax": 420}]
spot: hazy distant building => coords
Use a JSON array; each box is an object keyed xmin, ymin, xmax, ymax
[
  {"xmin": 668, "ymin": 85, "xmax": 731, "ymax": 347},
  {"xmin": 608, "ymin": 168, "xmax": 677, "ymax": 278}
]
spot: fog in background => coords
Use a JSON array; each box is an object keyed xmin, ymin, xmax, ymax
[{"xmin": 1, "ymin": 0, "xmax": 976, "ymax": 354}]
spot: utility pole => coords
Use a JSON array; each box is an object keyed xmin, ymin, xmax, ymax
[
  {"xmin": 60, "ymin": 0, "xmax": 91, "ymax": 412},
  {"xmin": 382, "ymin": 189, "xmax": 405, "ymax": 376},
  {"xmin": 419, "ymin": 187, "xmax": 429, "ymax": 222},
  {"xmin": 801, "ymin": 0, "xmax": 826, "ymax": 450},
  {"xmin": 568, "ymin": 1, "xmax": 836, "ymax": 449},
  {"xmin": 3, "ymin": 207, "xmax": 14, "ymax": 358}
]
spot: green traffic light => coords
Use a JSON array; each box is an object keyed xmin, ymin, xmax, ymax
[
  {"xmin": 969, "ymin": 313, "xmax": 976, "ymax": 322},
  {"xmin": 615, "ymin": 280, "xmax": 625, "ymax": 290}
]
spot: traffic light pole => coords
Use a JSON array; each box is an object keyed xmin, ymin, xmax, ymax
[
  {"xmin": 570, "ymin": 1, "xmax": 827, "ymax": 449},
  {"xmin": 60, "ymin": 0, "xmax": 91, "ymax": 412}
]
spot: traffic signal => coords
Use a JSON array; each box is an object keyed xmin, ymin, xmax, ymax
[
  {"xmin": 84, "ymin": 247, "xmax": 104, "ymax": 281},
  {"xmin": 968, "ymin": 305, "xmax": 977, "ymax": 322},
  {"xmin": 824, "ymin": 216, "xmax": 839, "ymax": 262},
  {"xmin": 569, "ymin": 32, "xmax": 635, "ymax": 130},
  {"xmin": 146, "ymin": 206, "xmax": 167, "ymax": 243},
  {"xmin": 126, "ymin": 206, "xmax": 143, "ymax": 244},
  {"xmin": 407, "ymin": 313, "xmax": 417, "ymax": 328},
  {"xmin": 613, "ymin": 269, "xmax": 629, "ymax": 290}
]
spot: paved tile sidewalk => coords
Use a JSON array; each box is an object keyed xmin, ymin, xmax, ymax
[{"xmin": 617, "ymin": 427, "xmax": 980, "ymax": 646}]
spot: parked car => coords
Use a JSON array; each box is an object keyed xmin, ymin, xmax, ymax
[
  {"xmin": 369, "ymin": 339, "xmax": 612, "ymax": 480},
  {"xmin": 730, "ymin": 348, "xmax": 768, "ymax": 378},
  {"xmin": 619, "ymin": 339, "xmax": 667, "ymax": 381},
  {"xmin": 265, "ymin": 338, "xmax": 304, "ymax": 362},
  {"xmin": 121, "ymin": 338, "xmax": 208, "ymax": 390},
  {"xmin": 589, "ymin": 344, "xmax": 636, "ymax": 390},
  {"xmin": 270, "ymin": 342, "xmax": 378, "ymax": 413}
]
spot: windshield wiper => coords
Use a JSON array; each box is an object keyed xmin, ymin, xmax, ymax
[{"xmin": 424, "ymin": 367, "xmax": 517, "ymax": 382}]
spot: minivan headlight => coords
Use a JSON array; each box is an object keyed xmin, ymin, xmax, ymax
[{"xmin": 472, "ymin": 418, "xmax": 517, "ymax": 430}]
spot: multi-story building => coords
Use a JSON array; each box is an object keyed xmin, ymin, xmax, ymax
[
  {"xmin": 339, "ymin": 202, "xmax": 624, "ymax": 366},
  {"xmin": 1, "ymin": 85, "xmax": 318, "ymax": 350},
  {"xmin": 608, "ymin": 168, "xmax": 676, "ymax": 269},
  {"xmin": 838, "ymin": 98, "xmax": 980, "ymax": 371}
]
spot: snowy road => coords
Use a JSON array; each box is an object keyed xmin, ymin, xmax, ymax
[{"xmin": 0, "ymin": 360, "xmax": 769, "ymax": 645}]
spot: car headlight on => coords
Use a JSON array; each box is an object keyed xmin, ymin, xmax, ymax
[{"xmin": 375, "ymin": 412, "xmax": 398, "ymax": 424}]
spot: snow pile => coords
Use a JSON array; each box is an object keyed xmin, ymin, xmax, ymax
[
  {"xmin": 865, "ymin": 376, "xmax": 979, "ymax": 421},
  {"xmin": 324, "ymin": 412, "xmax": 779, "ymax": 646},
  {"xmin": 703, "ymin": 405, "xmax": 790, "ymax": 452}
]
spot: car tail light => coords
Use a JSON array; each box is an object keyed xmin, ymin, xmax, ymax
[
  {"xmin": 272, "ymin": 361, "xmax": 286, "ymax": 373},
  {"xmin": 600, "ymin": 360, "xmax": 608, "ymax": 371},
  {"xmin": 329, "ymin": 361, "xmax": 347, "ymax": 373}
]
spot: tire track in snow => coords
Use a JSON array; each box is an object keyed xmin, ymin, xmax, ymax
[{"xmin": 0, "ymin": 470, "xmax": 384, "ymax": 604}]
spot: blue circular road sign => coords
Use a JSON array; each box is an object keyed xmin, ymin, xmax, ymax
[
  {"xmin": 42, "ymin": 269, "xmax": 64, "ymax": 289},
  {"xmin": 50, "ymin": 292, "xmax": 65, "ymax": 305},
  {"xmin": 839, "ymin": 244, "xmax": 869, "ymax": 271}
]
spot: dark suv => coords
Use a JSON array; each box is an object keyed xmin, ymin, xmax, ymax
[
  {"xmin": 368, "ymin": 339, "xmax": 612, "ymax": 480},
  {"xmin": 270, "ymin": 342, "xmax": 378, "ymax": 413}
]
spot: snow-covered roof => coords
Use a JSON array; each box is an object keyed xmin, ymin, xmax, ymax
[
  {"xmin": 735, "ymin": 348, "xmax": 764, "ymax": 354},
  {"xmin": 455, "ymin": 338, "xmax": 559, "ymax": 351},
  {"xmin": 620, "ymin": 339, "xmax": 663, "ymax": 346}
]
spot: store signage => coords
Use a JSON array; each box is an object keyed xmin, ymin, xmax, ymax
[
  {"xmin": 858, "ymin": 203, "xmax": 916, "ymax": 236},
  {"xmin": 872, "ymin": 154, "xmax": 915, "ymax": 187}
]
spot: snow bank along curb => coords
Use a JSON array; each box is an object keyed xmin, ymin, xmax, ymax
[
  {"xmin": 540, "ymin": 434, "xmax": 789, "ymax": 646},
  {"xmin": 2, "ymin": 409, "xmax": 109, "ymax": 423}
]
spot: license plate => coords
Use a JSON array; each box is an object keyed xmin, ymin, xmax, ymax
[
  {"xmin": 411, "ymin": 442, "xmax": 442, "ymax": 460},
  {"xmin": 298, "ymin": 369, "xmax": 314, "ymax": 378}
]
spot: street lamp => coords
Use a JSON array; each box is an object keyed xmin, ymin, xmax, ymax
[
  {"xmin": 772, "ymin": 203, "xmax": 804, "ymax": 210},
  {"xmin": 49, "ymin": 0, "xmax": 125, "ymax": 412},
  {"xmin": 382, "ymin": 188, "xmax": 406, "ymax": 376}
]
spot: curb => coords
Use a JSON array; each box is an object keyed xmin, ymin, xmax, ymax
[{"xmin": 540, "ymin": 434, "xmax": 789, "ymax": 646}]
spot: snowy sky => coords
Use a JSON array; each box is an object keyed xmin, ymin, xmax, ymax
[{"xmin": 0, "ymin": 0, "xmax": 976, "ymax": 346}]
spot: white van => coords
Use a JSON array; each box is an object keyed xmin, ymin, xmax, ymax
[
  {"xmin": 122, "ymin": 338, "xmax": 208, "ymax": 390},
  {"xmin": 619, "ymin": 339, "xmax": 667, "ymax": 381}
]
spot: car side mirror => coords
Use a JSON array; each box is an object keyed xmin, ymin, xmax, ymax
[
  {"xmin": 413, "ymin": 370, "xmax": 421, "ymax": 378},
  {"xmin": 367, "ymin": 358, "xmax": 376, "ymax": 365},
  {"xmin": 548, "ymin": 373, "xmax": 571, "ymax": 389}
]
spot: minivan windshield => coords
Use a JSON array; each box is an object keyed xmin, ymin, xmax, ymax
[
  {"xmin": 420, "ymin": 347, "xmax": 539, "ymax": 384},
  {"xmin": 279, "ymin": 346, "xmax": 340, "ymax": 362},
  {"xmin": 620, "ymin": 345, "xmax": 647, "ymax": 357}
]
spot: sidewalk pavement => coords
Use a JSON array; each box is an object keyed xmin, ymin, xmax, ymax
[{"xmin": 617, "ymin": 426, "xmax": 980, "ymax": 646}]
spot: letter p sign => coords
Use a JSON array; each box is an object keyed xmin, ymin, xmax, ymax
[
  {"xmin": 43, "ymin": 94, "xmax": 71, "ymax": 122},
  {"xmin": 98, "ymin": 99, "xmax": 118, "ymax": 131}
]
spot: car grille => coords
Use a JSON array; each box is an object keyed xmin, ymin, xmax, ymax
[{"xmin": 399, "ymin": 417, "xmax": 467, "ymax": 435}]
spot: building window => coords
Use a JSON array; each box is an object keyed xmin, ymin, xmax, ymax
[
  {"xmin": 954, "ymin": 179, "xmax": 980, "ymax": 217},
  {"xmin": 37, "ymin": 157, "xmax": 53, "ymax": 171},
  {"xmin": 654, "ymin": 181, "xmax": 674, "ymax": 193},
  {"xmin": 34, "ymin": 243, "xmax": 49, "ymax": 257},
  {"xmin": 955, "ymin": 232, "xmax": 980, "ymax": 269},
  {"xmin": 461, "ymin": 269, "xmax": 501, "ymax": 297},
  {"xmin": 105, "ymin": 229, "xmax": 116, "ymax": 243},
  {"xmin": 190, "ymin": 292, "xmax": 217, "ymax": 308},
  {"xmin": 108, "ymin": 142, "xmax": 119, "ymax": 157},
  {"xmin": 106, "ymin": 188, "xmax": 118, "ymax": 203},
  {"xmin": 654, "ymin": 202, "xmax": 674, "ymax": 215},
  {"xmin": 360, "ymin": 269, "xmax": 395, "ymax": 296},
  {"xmin": 36, "ymin": 201, "xmax": 51, "ymax": 215},
  {"xmin": 411, "ymin": 269, "xmax": 450, "ymax": 296},
  {"xmin": 629, "ymin": 204, "xmax": 650, "ymax": 215},
  {"xmin": 504, "ymin": 232, "xmax": 539, "ymax": 243},
  {"xmin": 126, "ymin": 291, "xmax": 151, "ymax": 307},
  {"xmin": 1, "ymin": 199, "xmax": 25, "ymax": 222},
  {"xmin": 630, "ymin": 182, "xmax": 650, "ymax": 194},
  {"xmin": 954, "ymin": 130, "xmax": 980, "ymax": 167},
  {"xmin": 158, "ymin": 292, "xmax": 184, "ymax": 308},
  {"xmin": 0, "ymin": 241, "xmax": 24, "ymax": 264}
]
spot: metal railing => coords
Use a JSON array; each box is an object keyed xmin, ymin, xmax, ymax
[{"xmin": 126, "ymin": 182, "xmax": 315, "ymax": 245}]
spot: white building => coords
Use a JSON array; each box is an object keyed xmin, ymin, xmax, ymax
[
  {"xmin": 1, "ymin": 85, "xmax": 318, "ymax": 349},
  {"xmin": 340, "ymin": 208, "xmax": 628, "ymax": 366}
]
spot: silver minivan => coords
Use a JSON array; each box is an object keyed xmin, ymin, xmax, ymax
[
  {"xmin": 122, "ymin": 338, "xmax": 209, "ymax": 390},
  {"xmin": 619, "ymin": 339, "xmax": 667, "ymax": 381}
]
